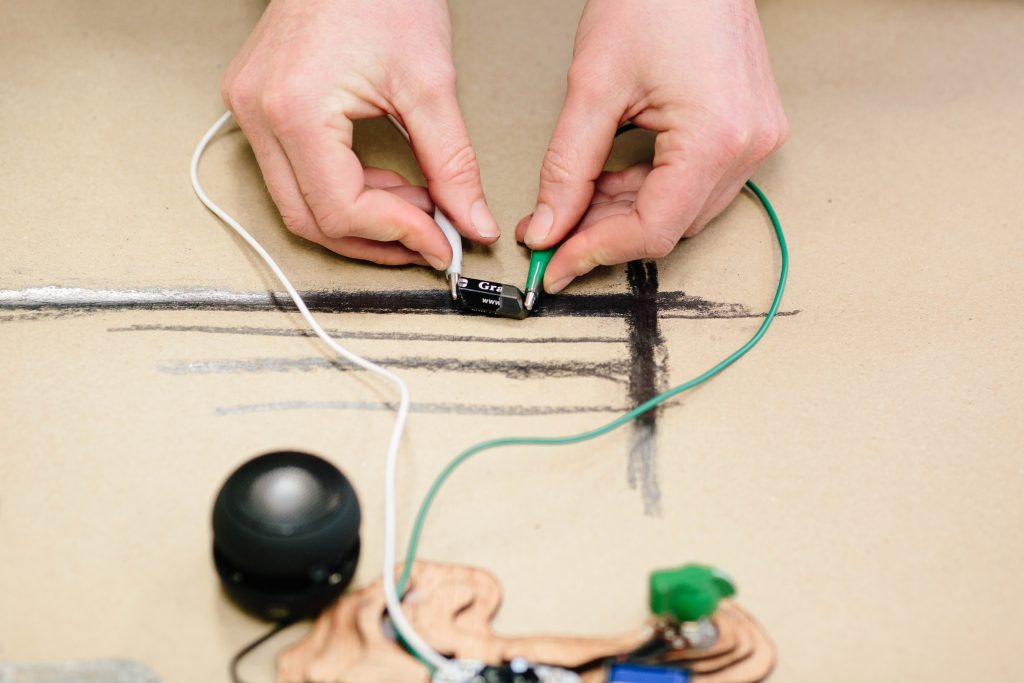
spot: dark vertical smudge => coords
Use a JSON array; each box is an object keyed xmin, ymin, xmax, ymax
[{"xmin": 625, "ymin": 261, "xmax": 668, "ymax": 515}]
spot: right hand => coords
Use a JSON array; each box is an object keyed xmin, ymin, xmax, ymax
[
  {"xmin": 517, "ymin": 0, "xmax": 787, "ymax": 294},
  {"xmin": 221, "ymin": 0, "xmax": 499, "ymax": 270}
]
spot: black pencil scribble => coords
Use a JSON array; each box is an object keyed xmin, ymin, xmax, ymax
[
  {"xmin": 160, "ymin": 355, "xmax": 629, "ymax": 384},
  {"xmin": 216, "ymin": 400, "xmax": 633, "ymax": 417}
]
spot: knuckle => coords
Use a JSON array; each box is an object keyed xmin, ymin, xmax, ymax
[
  {"xmin": 219, "ymin": 76, "xmax": 234, "ymax": 110},
  {"xmin": 575, "ymin": 230, "xmax": 613, "ymax": 271},
  {"xmin": 683, "ymin": 218, "xmax": 710, "ymax": 239},
  {"xmin": 222, "ymin": 75, "xmax": 257, "ymax": 116},
  {"xmin": 280, "ymin": 212, "xmax": 316, "ymax": 241},
  {"xmin": 575, "ymin": 250, "xmax": 602, "ymax": 275},
  {"xmin": 437, "ymin": 142, "xmax": 480, "ymax": 187},
  {"xmin": 714, "ymin": 118, "xmax": 754, "ymax": 162},
  {"xmin": 749, "ymin": 127, "xmax": 778, "ymax": 160},
  {"xmin": 412, "ymin": 62, "xmax": 457, "ymax": 101},
  {"xmin": 260, "ymin": 83, "xmax": 309, "ymax": 129},
  {"xmin": 566, "ymin": 63, "xmax": 603, "ymax": 104},
  {"xmin": 540, "ymin": 142, "xmax": 576, "ymax": 187},
  {"xmin": 774, "ymin": 113, "xmax": 791, "ymax": 151},
  {"xmin": 430, "ymin": 62, "xmax": 459, "ymax": 91},
  {"xmin": 579, "ymin": 254, "xmax": 601, "ymax": 275},
  {"xmin": 642, "ymin": 230, "xmax": 678, "ymax": 259},
  {"xmin": 312, "ymin": 205, "xmax": 352, "ymax": 239}
]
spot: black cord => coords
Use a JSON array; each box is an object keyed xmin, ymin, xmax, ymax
[
  {"xmin": 230, "ymin": 620, "xmax": 295, "ymax": 683},
  {"xmin": 569, "ymin": 633, "xmax": 668, "ymax": 675}
]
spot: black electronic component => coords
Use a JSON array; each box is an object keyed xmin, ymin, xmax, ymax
[
  {"xmin": 471, "ymin": 663, "xmax": 541, "ymax": 683},
  {"xmin": 212, "ymin": 451, "xmax": 361, "ymax": 620},
  {"xmin": 456, "ymin": 276, "xmax": 528, "ymax": 320},
  {"xmin": 447, "ymin": 660, "xmax": 580, "ymax": 683}
]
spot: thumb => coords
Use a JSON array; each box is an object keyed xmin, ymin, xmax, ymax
[
  {"xmin": 523, "ymin": 80, "xmax": 621, "ymax": 250},
  {"xmin": 401, "ymin": 89, "xmax": 499, "ymax": 244}
]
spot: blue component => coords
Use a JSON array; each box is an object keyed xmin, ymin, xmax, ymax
[{"xmin": 607, "ymin": 664, "xmax": 691, "ymax": 683}]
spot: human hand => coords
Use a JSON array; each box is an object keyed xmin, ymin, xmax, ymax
[
  {"xmin": 517, "ymin": 0, "xmax": 788, "ymax": 294},
  {"xmin": 221, "ymin": 0, "xmax": 498, "ymax": 270}
]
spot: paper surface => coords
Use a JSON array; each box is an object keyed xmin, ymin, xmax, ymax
[{"xmin": 1, "ymin": 1, "xmax": 1022, "ymax": 681}]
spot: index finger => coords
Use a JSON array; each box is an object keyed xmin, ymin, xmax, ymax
[
  {"xmin": 268, "ymin": 104, "xmax": 454, "ymax": 269},
  {"xmin": 542, "ymin": 132, "xmax": 721, "ymax": 292}
]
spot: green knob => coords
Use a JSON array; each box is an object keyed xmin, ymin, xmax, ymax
[{"xmin": 649, "ymin": 564, "xmax": 736, "ymax": 622}]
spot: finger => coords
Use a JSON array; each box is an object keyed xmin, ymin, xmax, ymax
[
  {"xmin": 269, "ymin": 107, "xmax": 453, "ymax": 270},
  {"xmin": 516, "ymin": 163, "xmax": 648, "ymax": 243},
  {"xmin": 236, "ymin": 120, "xmax": 432, "ymax": 262},
  {"xmin": 631, "ymin": 130, "xmax": 724, "ymax": 236},
  {"xmin": 362, "ymin": 167, "xmax": 414, "ymax": 189},
  {"xmin": 514, "ymin": 213, "xmax": 531, "ymax": 244},
  {"xmin": 230, "ymin": 105, "xmax": 320, "ymax": 243},
  {"xmin": 230, "ymin": 138, "xmax": 430, "ymax": 265},
  {"xmin": 543, "ymin": 213, "xmax": 644, "ymax": 294},
  {"xmin": 594, "ymin": 162, "xmax": 652, "ymax": 197},
  {"xmin": 400, "ymin": 87, "xmax": 499, "ymax": 243},
  {"xmin": 680, "ymin": 110, "xmax": 786, "ymax": 236},
  {"xmin": 317, "ymin": 235, "xmax": 430, "ymax": 267},
  {"xmin": 379, "ymin": 184, "xmax": 434, "ymax": 214},
  {"xmin": 576, "ymin": 198, "xmax": 637, "ymax": 230},
  {"xmin": 343, "ymin": 187, "xmax": 452, "ymax": 264},
  {"xmin": 523, "ymin": 78, "xmax": 622, "ymax": 250},
  {"xmin": 543, "ymin": 134, "xmax": 721, "ymax": 293},
  {"xmin": 689, "ymin": 175, "xmax": 750, "ymax": 237},
  {"xmin": 363, "ymin": 167, "xmax": 435, "ymax": 214}
]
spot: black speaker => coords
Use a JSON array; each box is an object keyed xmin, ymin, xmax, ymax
[{"xmin": 212, "ymin": 451, "xmax": 361, "ymax": 620}]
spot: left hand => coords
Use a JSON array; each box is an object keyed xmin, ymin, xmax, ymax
[
  {"xmin": 221, "ymin": 0, "xmax": 498, "ymax": 270},
  {"xmin": 517, "ymin": 0, "xmax": 788, "ymax": 294}
]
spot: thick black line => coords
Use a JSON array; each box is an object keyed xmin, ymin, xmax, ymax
[
  {"xmin": 1, "ymin": 289, "xmax": 793, "ymax": 320},
  {"xmin": 624, "ymin": 261, "xmax": 668, "ymax": 512},
  {"xmin": 625, "ymin": 262, "xmax": 667, "ymax": 414}
]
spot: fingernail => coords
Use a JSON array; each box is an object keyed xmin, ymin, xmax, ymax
[
  {"xmin": 471, "ymin": 198, "xmax": 499, "ymax": 239},
  {"xmin": 424, "ymin": 253, "xmax": 447, "ymax": 271},
  {"xmin": 524, "ymin": 203, "xmax": 553, "ymax": 247},
  {"xmin": 547, "ymin": 275, "xmax": 575, "ymax": 294}
]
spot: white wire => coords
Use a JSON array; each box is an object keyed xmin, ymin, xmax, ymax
[
  {"xmin": 190, "ymin": 111, "xmax": 447, "ymax": 671},
  {"xmin": 433, "ymin": 208, "xmax": 462, "ymax": 280}
]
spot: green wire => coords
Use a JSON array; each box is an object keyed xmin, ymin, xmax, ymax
[{"xmin": 397, "ymin": 179, "xmax": 788, "ymax": 596}]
